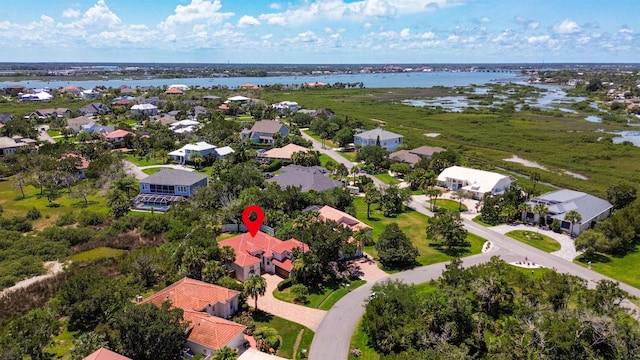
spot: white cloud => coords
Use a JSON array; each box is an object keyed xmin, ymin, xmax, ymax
[
  {"xmin": 238, "ymin": 15, "xmax": 260, "ymax": 28},
  {"xmin": 261, "ymin": 33, "xmax": 273, "ymax": 40},
  {"xmin": 554, "ymin": 19, "xmax": 581, "ymax": 34},
  {"xmin": 364, "ymin": 22, "xmax": 372, "ymax": 30},
  {"xmin": 62, "ymin": 9, "xmax": 81, "ymax": 18},
  {"xmin": 400, "ymin": 28, "xmax": 410, "ymax": 39},
  {"xmin": 160, "ymin": 0, "xmax": 234, "ymax": 28},
  {"xmin": 269, "ymin": 3, "xmax": 282, "ymax": 10},
  {"xmin": 527, "ymin": 35, "xmax": 549, "ymax": 44},
  {"xmin": 528, "ymin": 21, "xmax": 540, "ymax": 30},
  {"xmin": 294, "ymin": 31, "xmax": 319, "ymax": 42},
  {"xmin": 420, "ymin": 31, "xmax": 436, "ymax": 39},
  {"xmin": 479, "ymin": 17, "xmax": 490, "ymax": 23}
]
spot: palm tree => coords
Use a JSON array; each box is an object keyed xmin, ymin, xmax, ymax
[
  {"xmin": 213, "ymin": 346, "xmax": 239, "ymax": 360},
  {"xmin": 533, "ymin": 203, "xmax": 549, "ymax": 227},
  {"xmin": 244, "ymin": 274, "xmax": 267, "ymax": 312},
  {"xmin": 363, "ymin": 183, "xmax": 379, "ymax": 219},
  {"xmin": 426, "ymin": 188, "xmax": 440, "ymax": 211},
  {"xmin": 220, "ymin": 245, "xmax": 236, "ymax": 274},
  {"xmin": 454, "ymin": 188, "xmax": 468, "ymax": 211},
  {"xmin": 183, "ymin": 245, "xmax": 206, "ymax": 280},
  {"xmin": 202, "ymin": 260, "xmax": 225, "ymax": 284},
  {"xmin": 517, "ymin": 202, "xmax": 531, "ymax": 223},
  {"xmin": 564, "ymin": 210, "xmax": 582, "ymax": 236},
  {"xmin": 113, "ymin": 176, "xmax": 136, "ymax": 198},
  {"xmin": 190, "ymin": 153, "xmax": 205, "ymax": 170}
]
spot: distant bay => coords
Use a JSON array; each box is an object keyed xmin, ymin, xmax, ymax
[{"xmin": 1, "ymin": 71, "xmax": 522, "ymax": 90}]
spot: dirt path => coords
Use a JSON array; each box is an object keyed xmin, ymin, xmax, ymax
[
  {"xmin": 0, "ymin": 261, "xmax": 66, "ymax": 298},
  {"xmin": 291, "ymin": 329, "xmax": 305, "ymax": 360}
]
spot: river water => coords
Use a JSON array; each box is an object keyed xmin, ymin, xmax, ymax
[{"xmin": 1, "ymin": 70, "xmax": 521, "ymax": 90}]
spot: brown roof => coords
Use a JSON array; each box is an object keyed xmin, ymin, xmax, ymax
[
  {"xmin": 165, "ymin": 87, "xmax": 184, "ymax": 94},
  {"xmin": 184, "ymin": 310, "xmax": 245, "ymax": 350},
  {"xmin": 250, "ymin": 120, "xmax": 286, "ymax": 134},
  {"xmin": 83, "ymin": 347, "xmax": 131, "ymax": 360},
  {"xmin": 389, "ymin": 150, "xmax": 421, "ymax": 166},
  {"xmin": 409, "ymin": 146, "xmax": 445, "ymax": 157},
  {"xmin": 59, "ymin": 153, "xmax": 90, "ymax": 170},
  {"xmin": 317, "ymin": 205, "xmax": 372, "ymax": 232},
  {"xmin": 262, "ymin": 143, "xmax": 309, "ymax": 160},
  {"xmin": 141, "ymin": 277, "xmax": 239, "ymax": 312},
  {"xmin": 104, "ymin": 129, "xmax": 135, "ymax": 139}
]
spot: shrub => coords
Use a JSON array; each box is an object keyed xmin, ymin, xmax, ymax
[
  {"xmin": 55, "ymin": 212, "xmax": 77, "ymax": 226},
  {"xmin": 277, "ymin": 277, "xmax": 293, "ymax": 291},
  {"xmin": 550, "ymin": 219, "xmax": 562, "ymax": 233},
  {"xmin": 254, "ymin": 327, "xmax": 280, "ymax": 352},
  {"xmin": 290, "ymin": 284, "xmax": 309, "ymax": 304},
  {"xmin": 265, "ymin": 159, "xmax": 282, "ymax": 172},
  {"xmin": 78, "ymin": 211, "xmax": 107, "ymax": 227},
  {"xmin": 25, "ymin": 207, "xmax": 41, "ymax": 221}
]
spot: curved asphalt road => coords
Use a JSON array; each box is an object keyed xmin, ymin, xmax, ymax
[{"xmin": 301, "ymin": 130, "xmax": 640, "ymax": 360}]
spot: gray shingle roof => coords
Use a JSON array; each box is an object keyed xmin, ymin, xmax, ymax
[
  {"xmin": 141, "ymin": 169, "xmax": 208, "ymax": 186},
  {"xmin": 250, "ymin": 120, "xmax": 286, "ymax": 134},
  {"xmin": 528, "ymin": 189, "xmax": 613, "ymax": 223},
  {"xmin": 267, "ymin": 165, "xmax": 342, "ymax": 193},
  {"xmin": 355, "ymin": 127, "xmax": 403, "ymax": 141}
]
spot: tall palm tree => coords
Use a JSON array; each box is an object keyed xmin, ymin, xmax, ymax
[
  {"xmin": 564, "ymin": 210, "xmax": 582, "ymax": 236},
  {"xmin": 182, "ymin": 245, "xmax": 206, "ymax": 280},
  {"xmin": 213, "ymin": 346, "xmax": 239, "ymax": 360},
  {"xmin": 220, "ymin": 245, "xmax": 236, "ymax": 274},
  {"xmin": 202, "ymin": 260, "xmax": 225, "ymax": 284},
  {"xmin": 533, "ymin": 203, "xmax": 549, "ymax": 227},
  {"xmin": 517, "ymin": 202, "xmax": 531, "ymax": 223},
  {"xmin": 189, "ymin": 153, "xmax": 205, "ymax": 170},
  {"xmin": 244, "ymin": 274, "xmax": 267, "ymax": 312},
  {"xmin": 363, "ymin": 183, "xmax": 379, "ymax": 219}
]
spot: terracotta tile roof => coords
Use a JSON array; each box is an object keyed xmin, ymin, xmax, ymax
[
  {"xmin": 165, "ymin": 87, "xmax": 184, "ymax": 94},
  {"xmin": 184, "ymin": 310, "xmax": 245, "ymax": 350},
  {"xmin": 83, "ymin": 347, "xmax": 131, "ymax": 360},
  {"xmin": 273, "ymin": 258, "xmax": 293, "ymax": 272},
  {"xmin": 104, "ymin": 129, "xmax": 135, "ymax": 139},
  {"xmin": 262, "ymin": 143, "xmax": 310, "ymax": 160},
  {"xmin": 141, "ymin": 277, "xmax": 239, "ymax": 312},
  {"xmin": 317, "ymin": 205, "xmax": 372, "ymax": 232},
  {"xmin": 59, "ymin": 153, "xmax": 90, "ymax": 170},
  {"xmin": 219, "ymin": 232, "xmax": 308, "ymax": 268}
]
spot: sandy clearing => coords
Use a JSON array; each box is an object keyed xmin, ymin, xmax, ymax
[
  {"xmin": 0, "ymin": 260, "xmax": 67, "ymax": 298},
  {"xmin": 503, "ymin": 155, "xmax": 547, "ymax": 170}
]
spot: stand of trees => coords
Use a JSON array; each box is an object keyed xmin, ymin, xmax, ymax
[{"xmin": 363, "ymin": 257, "xmax": 638, "ymax": 359}]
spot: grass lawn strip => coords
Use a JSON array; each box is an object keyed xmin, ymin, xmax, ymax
[
  {"xmin": 70, "ymin": 247, "xmax": 125, "ymax": 262},
  {"xmin": 373, "ymin": 173, "xmax": 400, "ymax": 185},
  {"xmin": 505, "ymin": 230, "xmax": 561, "ymax": 253},
  {"xmin": 352, "ymin": 197, "xmax": 485, "ymax": 267},
  {"xmin": 574, "ymin": 246, "xmax": 640, "ymax": 289},
  {"xmin": 252, "ymin": 311, "xmax": 314, "ymax": 359},
  {"xmin": 434, "ymin": 198, "xmax": 467, "ymax": 212}
]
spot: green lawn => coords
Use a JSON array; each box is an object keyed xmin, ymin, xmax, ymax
[
  {"xmin": 124, "ymin": 153, "xmax": 167, "ymax": 167},
  {"xmin": 353, "ymin": 197, "xmax": 485, "ymax": 268},
  {"xmin": 472, "ymin": 215, "xmax": 493, "ymax": 227},
  {"xmin": 574, "ymin": 246, "xmax": 640, "ymax": 289},
  {"xmin": 47, "ymin": 319, "xmax": 76, "ymax": 360},
  {"xmin": 505, "ymin": 230, "xmax": 561, "ymax": 253},
  {"xmin": 434, "ymin": 199, "xmax": 467, "ymax": 212},
  {"xmin": 319, "ymin": 153, "xmax": 332, "ymax": 167},
  {"xmin": 302, "ymin": 130, "xmax": 337, "ymax": 148},
  {"xmin": 0, "ymin": 178, "xmax": 108, "ymax": 230},
  {"xmin": 339, "ymin": 151, "xmax": 357, "ymax": 162},
  {"xmin": 273, "ymin": 280, "xmax": 366, "ymax": 310},
  {"xmin": 373, "ymin": 173, "xmax": 400, "ymax": 185},
  {"xmin": 252, "ymin": 311, "xmax": 314, "ymax": 359},
  {"xmin": 46, "ymin": 129, "xmax": 61, "ymax": 137},
  {"xmin": 70, "ymin": 247, "xmax": 126, "ymax": 262},
  {"xmin": 142, "ymin": 168, "xmax": 163, "ymax": 175}
]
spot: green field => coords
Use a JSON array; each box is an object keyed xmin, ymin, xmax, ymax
[
  {"xmin": 575, "ymin": 246, "xmax": 640, "ymax": 289},
  {"xmin": 434, "ymin": 198, "xmax": 467, "ymax": 212},
  {"xmin": 372, "ymin": 173, "xmax": 400, "ymax": 185},
  {"xmin": 353, "ymin": 197, "xmax": 485, "ymax": 268},
  {"xmin": 70, "ymin": 247, "xmax": 126, "ymax": 262},
  {"xmin": 506, "ymin": 230, "xmax": 561, "ymax": 253},
  {"xmin": 0, "ymin": 178, "xmax": 108, "ymax": 230},
  {"xmin": 273, "ymin": 280, "xmax": 366, "ymax": 310}
]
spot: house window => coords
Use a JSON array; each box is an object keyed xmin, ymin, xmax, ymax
[
  {"xmin": 177, "ymin": 186, "xmax": 187, "ymax": 193},
  {"xmin": 141, "ymin": 183, "xmax": 149, "ymax": 190}
]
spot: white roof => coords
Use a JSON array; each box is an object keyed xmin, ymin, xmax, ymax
[
  {"xmin": 183, "ymin": 141, "xmax": 216, "ymax": 151},
  {"xmin": 131, "ymin": 103, "xmax": 157, "ymax": 110},
  {"xmin": 438, "ymin": 166, "xmax": 513, "ymax": 194},
  {"xmin": 215, "ymin": 146, "xmax": 235, "ymax": 156},
  {"xmin": 228, "ymin": 95, "xmax": 251, "ymax": 101},
  {"xmin": 171, "ymin": 119, "xmax": 200, "ymax": 127},
  {"xmin": 168, "ymin": 84, "xmax": 189, "ymax": 91}
]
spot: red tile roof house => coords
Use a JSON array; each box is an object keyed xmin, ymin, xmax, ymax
[
  {"xmin": 58, "ymin": 153, "xmax": 90, "ymax": 179},
  {"xmin": 83, "ymin": 347, "xmax": 131, "ymax": 360},
  {"xmin": 141, "ymin": 277, "xmax": 246, "ymax": 358},
  {"xmin": 307, "ymin": 205, "xmax": 372, "ymax": 258},
  {"xmin": 104, "ymin": 129, "xmax": 135, "ymax": 146},
  {"xmin": 219, "ymin": 231, "xmax": 309, "ymax": 281}
]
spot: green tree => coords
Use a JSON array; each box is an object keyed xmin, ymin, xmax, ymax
[
  {"xmin": 333, "ymin": 127, "xmax": 354, "ymax": 148},
  {"xmin": 213, "ymin": 346, "xmax": 239, "ymax": 360},
  {"xmin": 107, "ymin": 188, "xmax": 131, "ymax": 218},
  {"xmin": 574, "ymin": 229, "xmax": 608, "ymax": 258},
  {"xmin": 70, "ymin": 180, "xmax": 96, "ymax": 206},
  {"xmin": 389, "ymin": 162, "xmax": 411, "ymax": 177},
  {"xmin": 290, "ymin": 284, "xmax": 309, "ymax": 304},
  {"xmin": 564, "ymin": 209, "xmax": 582, "ymax": 236},
  {"xmin": 356, "ymin": 145, "xmax": 389, "ymax": 170},
  {"xmin": 379, "ymin": 184, "xmax": 410, "ymax": 217},
  {"xmin": 426, "ymin": 210, "xmax": 469, "ymax": 251},
  {"xmin": 606, "ymin": 183, "xmax": 637, "ymax": 210},
  {"xmin": 375, "ymin": 223, "xmax": 418, "ymax": 269},
  {"xmin": 11, "ymin": 308, "xmax": 58, "ymax": 360},
  {"xmin": 113, "ymin": 176, "xmax": 137, "ymax": 198},
  {"xmin": 244, "ymin": 274, "xmax": 267, "ymax": 311},
  {"xmin": 363, "ymin": 183, "xmax": 379, "ymax": 219},
  {"xmin": 106, "ymin": 302, "xmax": 187, "ymax": 360},
  {"xmin": 189, "ymin": 152, "xmax": 205, "ymax": 170},
  {"xmin": 533, "ymin": 202, "xmax": 549, "ymax": 227},
  {"xmin": 70, "ymin": 332, "xmax": 109, "ymax": 360},
  {"xmin": 220, "ymin": 245, "xmax": 236, "ymax": 274}
]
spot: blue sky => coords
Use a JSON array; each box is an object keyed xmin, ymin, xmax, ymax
[{"xmin": 1, "ymin": 0, "xmax": 638, "ymax": 64}]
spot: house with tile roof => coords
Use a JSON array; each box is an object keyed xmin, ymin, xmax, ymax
[
  {"xmin": 58, "ymin": 153, "xmax": 90, "ymax": 178},
  {"xmin": 133, "ymin": 169, "xmax": 208, "ymax": 211},
  {"xmin": 83, "ymin": 347, "xmax": 131, "ymax": 360},
  {"xmin": 240, "ymin": 120, "xmax": 288, "ymax": 145},
  {"xmin": 219, "ymin": 231, "xmax": 309, "ymax": 281},
  {"xmin": 141, "ymin": 277, "xmax": 245, "ymax": 358},
  {"xmin": 261, "ymin": 143, "xmax": 310, "ymax": 161},
  {"xmin": 354, "ymin": 127, "xmax": 403, "ymax": 152},
  {"xmin": 437, "ymin": 166, "xmax": 515, "ymax": 200},
  {"xmin": 104, "ymin": 129, "xmax": 135, "ymax": 146},
  {"xmin": 267, "ymin": 165, "xmax": 343, "ymax": 193},
  {"xmin": 523, "ymin": 189, "xmax": 613, "ymax": 236},
  {"xmin": 304, "ymin": 205, "xmax": 372, "ymax": 257}
]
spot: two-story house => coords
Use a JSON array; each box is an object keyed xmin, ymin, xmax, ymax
[
  {"xmin": 0, "ymin": 136, "xmax": 37, "ymax": 156},
  {"xmin": 219, "ymin": 231, "xmax": 309, "ymax": 281},
  {"xmin": 133, "ymin": 169, "xmax": 208, "ymax": 211},
  {"xmin": 240, "ymin": 120, "xmax": 288, "ymax": 145},
  {"xmin": 354, "ymin": 127, "xmax": 403, "ymax": 152},
  {"xmin": 141, "ymin": 277, "xmax": 246, "ymax": 358}
]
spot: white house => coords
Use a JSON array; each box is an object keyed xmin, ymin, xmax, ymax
[
  {"xmin": 131, "ymin": 103, "xmax": 158, "ymax": 116},
  {"xmin": 169, "ymin": 119, "xmax": 200, "ymax": 133},
  {"xmin": 437, "ymin": 166, "xmax": 515, "ymax": 199},
  {"xmin": 20, "ymin": 91, "xmax": 53, "ymax": 102},
  {"xmin": 524, "ymin": 190, "xmax": 613, "ymax": 236},
  {"xmin": 80, "ymin": 89, "xmax": 100, "ymax": 99},
  {"xmin": 354, "ymin": 127, "xmax": 403, "ymax": 152},
  {"xmin": 169, "ymin": 141, "xmax": 217, "ymax": 164}
]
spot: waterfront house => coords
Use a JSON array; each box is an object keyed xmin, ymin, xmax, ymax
[
  {"xmin": 437, "ymin": 166, "xmax": 515, "ymax": 199},
  {"xmin": 133, "ymin": 169, "xmax": 208, "ymax": 211},
  {"xmin": 354, "ymin": 128, "xmax": 403, "ymax": 152}
]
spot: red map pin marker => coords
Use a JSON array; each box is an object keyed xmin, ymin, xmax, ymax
[{"xmin": 242, "ymin": 205, "xmax": 264, "ymax": 237}]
